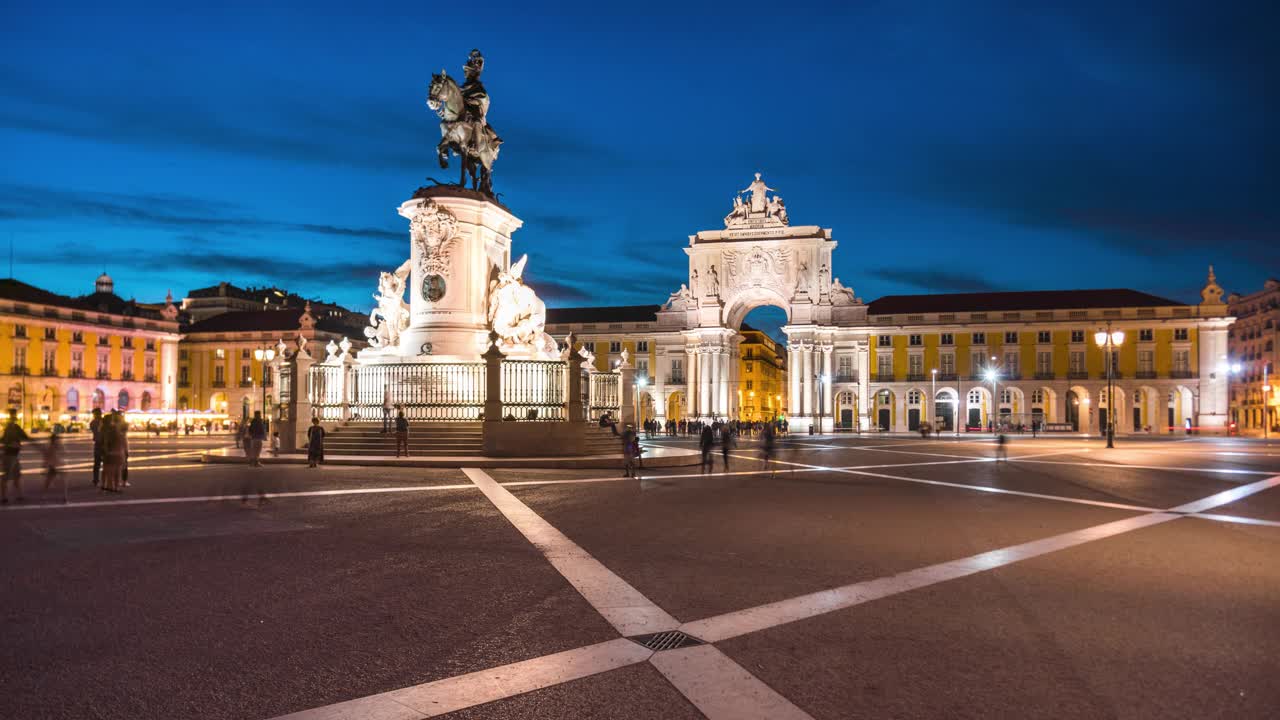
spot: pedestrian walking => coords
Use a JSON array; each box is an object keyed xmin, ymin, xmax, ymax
[
  {"xmin": 394, "ymin": 409, "xmax": 409, "ymax": 457},
  {"xmin": 41, "ymin": 429, "xmax": 66, "ymax": 504},
  {"xmin": 699, "ymin": 424, "xmax": 714, "ymax": 473},
  {"xmin": 89, "ymin": 408, "xmax": 103, "ymax": 487},
  {"xmin": 1, "ymin": 410, "xmax": 29, "ymax": 504},
  {"xmin": 247, "ymin": 411, "xmax": 266, "ymax": 467},
  {"xmin": 720, "ymin": 426, "xmax": 734, "ymax": 471},
  {"xmin": 306, "ymin": 417, "xmax": 325, "ymax": 468},
  {"xmin": 996, "ymin": 432, "xmax": 1008, "ymax": 462},
  {"xmin": 101, "ymin": 414, "xmax": 128, "ymax": 493},
  {"xmin": 761, "ymin": 422, "xmax": 776, "ymax": 476},
  {"xmin": 621, "ymin": 423, "xmax": 637, "ymax": 478},
  {"xmin": 382, "ymin": 385, "xmax": 393, "ymax": 433}
]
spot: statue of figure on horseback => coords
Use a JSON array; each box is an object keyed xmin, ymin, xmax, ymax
[{"xmin": 427, "ymin": 49, "xmax": 502, "ymax": 196}]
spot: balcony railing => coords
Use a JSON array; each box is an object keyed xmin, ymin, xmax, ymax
[
  {"xmin": 906, "ymin": 373, "xmax": 926, "ymax": 382},
  {"xmin": 668, "ymin": 374, "xmax": 685, "ymax": 385},
  {"xmin": 1134, "ymin": 370, "xmax": 1157, "ymax": 379},
  {"xmin": 8, "ymin": 367, "xmax": 29, "ymax": 375},
  {"xmin": 834, "ymin": 373, "xmax": 859, "ymax": 383},
  {"xmin": 121, "ymin": 371, "xmax": 134, "ymax": 381},
  {"xmin": 239, "ymin": 380, "xmax": 254, "ymax": 388},
  {"xmin": 937, "ymin": 373, "xmax": 958, "ymax": 381},
  {"xmin": 144, "ymin": 374, "xmax": 157, "ymax": 383},
  {"xmin": 1067, "ymin": 371, "xmax": 1089, "ymax": 380},
  {"xmin": 1099, "ymin": 371, "xmax": 1122, "ymax": 379},
  {"xmin": 1033, "ymin": 372, "xmax": 1056, "ymax": 380},
  {"xmin": 41, "ymin": 367, "xmax": 58, "ymax": 377},
  {"xmin": 212, "ymin": 380, "xmax": 226, "ymax": 388},
  {"xmin": 871, "ymin": 373, "xmax": 896, "ymax": 383},
  {"xmin": 70, "ymin": 369, "xmax": 85, "ymax": 378},
  {"xmin": 96, "ymin": 371, "xmax": 110, "ymax": 380},
  {"xmin": 1170, "ymin": 369, "xmax": 1195, "ymax": 379},
  {"xmin": 178, "ymin": 380, "xmax": 190, "ymax": 388}
]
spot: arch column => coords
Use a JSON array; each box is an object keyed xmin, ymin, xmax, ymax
[
  {"xmin": 719, "ymin": 348, "xmax": 730, "ymax": 419},
  {"xmin": 789, "ymin": 347, "xmax": 801, "ymax": 417},
  {"xmin": 801, "ymin": 344, "xmax": 814, "ymax": 419},
  {"xmin": 700, "ymin": 349, "xmax": 712, "ymax": 418},
  {"xmin": 821, "ymin": 343, "xmax": 834, "ymax": 429},
  {"xmin": 858, "ymin": 344, "xmax": 870, "ymax": 430}
]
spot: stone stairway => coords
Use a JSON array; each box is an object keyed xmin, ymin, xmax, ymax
[
  {"xmin": 317, "ymin": 421, "xmax": 624, "ymax": 458},
  {"xmin": 321, "ymin": 422, "xmax": 483, "ymax": 457}
]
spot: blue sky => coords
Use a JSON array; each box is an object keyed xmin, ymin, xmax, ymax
[{"xmin": 2, "ymin": 1, "xmax": 1276, "ymax": 328}]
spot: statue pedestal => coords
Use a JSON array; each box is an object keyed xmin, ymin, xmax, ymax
[{"xmin": 393, "ymin": 187, "xmax": 523, "ymax": 362}]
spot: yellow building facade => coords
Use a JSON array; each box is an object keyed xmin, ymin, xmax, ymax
[
  {"xmin": 0, "ymin": 275, "xmax": 180, "ymax": 430},
  {"xmin": 737, "ymin": 327, "xmax": 787, "ymax": 421}
]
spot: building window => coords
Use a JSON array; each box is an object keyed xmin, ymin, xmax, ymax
[
  {"xmin": 908, "ymin": 354, "xmax": 923, "ymax": 377},
  {"xmin": 1069, "ymin": 351, "xmax": 1085, "ymax": 374},
  {"xmin": 746, "ymin": 380, "xmax": 754, "ymax": 390},
  {"xmin": 1003, "ymin": 332, "xmax": 1018, "ymax": 344},
  {"xmin": 968, "ymin": 389, "xmax": 982, "ymax": 404},
  {"xmin": 145, "ymin": 340, "xmax": 156, "ymax": 351},
  {"xmin": 1173, "ymin": 349, "xmax": 1190, "ymax": 373},
  {"xmin": 1138, "ymin": 350, "xmax": 1154, "ymax": 373},
  {"xmin": 972, "ymin": 332, "xmax": 985, "ymax": 345},
  {"xmin": 1139, "ymin": 328, "xmax": 1153, "ymax": 342},
  {"xmin": 44, "ymin": 327, "xmax": 56, "ymax": 340},
  {"xmin": 1031, "ymin": 390, "xmax": 1044, "ymax": 404},
  {"xmin": 97, "ymin": 352, "xmax": 109, "ymax": 377},
  {"xmin": 1036, "ymin": 330, "xmax": 1051, "ymax": 343},
  {"xmin": 1036, "ymin": 351, "xmax": 1052, "ymax": 375},
  {"xmin": 241, "ymin": 348, "xmax": 250, "ymax": 359},
  {"xmin": 745, "ymin": 362, "xmax": 754, "ymax": 372},
  {"xmin": 178, "ymin": 366, "xmax": 189, "ymax": 385},
  {"xmin": 122, "ymin": 352, "xmax": 133, "ymax": 378},
  {"xmin": 1174, "ymin": 328, "xmax": 1189, "ymax": 341},
  {"xmin": 72, "ymin": 331, "xmax": 84, "ymax": 344},
  {"xmin": 1003, "ymin": 351, "xmax": 1019, "ymax": 376},
  {"xmin": 637, "ymin": 340, "xmax": 649, "ymax": 352},
  {"xmin": 907, "ymin": 389, "xmax": 922, "ymax": 405},
  {"xmin": 971, "ymin": 351, "xmax": 986, "ymax": 375},
  {"xmin": 609, "ymin": 341, "xmax": 621, "ymax": 354},
  {"xmin": 13, "ymin": 346, "xmax": 26, "ymax": 372},
  {"xmin": 1070, "ymin": 330, "xmax": 1085, "ymax": 343},
  {"xmin": 636, "ymin": 358, "xmax": 649, "ymax": 379},
  {"xmin": 1000, "ymin": 389, "xmax": 1012, "ymax": 404},
  {"xmin": 214, "ymin": 365, "xmax": 225, "ymax": 384},
  {"xmin": 940, "ymin": 333, "xmax": 954, "ymax": 345},
  {"xmin": 940, "ymin": 352, "xmax": 955, "ymax": 376},
  {"xmin": 13, "ymin": 325, "xmax": 26, "ymax": 339},
  {"xmin": 878, "ymin": 335, "xmax": 892, "ymax": 347},
  {"xmin": 215, "ymin": 348, "xmax": 225, "ymax": 359},
  {"xmin": 241, "ymin": 365, "xmax": 252, "ymax": 384},
  {"xmin": 43, "ymin": 348, "xmax": 56, "ymax": 374},
  {"xmin": 838, "ymin": 355, "xmax": 853, "ymax": 378},
  {"xmin": 908, "ymin": 334, "xmax": 922, "ymax": 346},
  {"xmin": 178, "ymin": 349, "xmax": 188, "ymax": 360},
  {"xmin": 71, "ymin": 351, "xmax": 83, "ymax": 375},
  {"xmin": 877, "ymin": 355, "xmax": 893, "ymax": 378},
  {"xmin": 145, "ymin": 356, "xmax": 155, "ymax": 379},
  {"xmin": 670, "ymin": 358, "xmax": 683, "ymax": 377}
]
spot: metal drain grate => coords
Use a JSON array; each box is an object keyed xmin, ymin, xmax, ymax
[{"xmin": 628, "ymin": 630, "xmax": 705, "ymax": 652}]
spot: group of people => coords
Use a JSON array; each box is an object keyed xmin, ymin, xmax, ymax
[
  {"xmin": 1, "ymin": 410, "xmax": 66, "ymax": 503},
  {"xmin": 650, "ymin": 417, "xmax": 788, "ymax": 438},
  {"xmin": 698, "ymin": 419, "xmax": 778, "ymax": 474},
  {"xmin": 0, "ymin": 407, "xmax": 130, "ymax": 504}
]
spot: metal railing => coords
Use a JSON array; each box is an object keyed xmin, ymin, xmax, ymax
[
  {"xmin": 587, "ymin": 371, "xmax": 620, "ymax": 420},
  {"xmin": 501, "ymin": 360, "xmax": 567, "ymax": 420},
  {"xmin": 834, "ymin": 373, "xmax": 859, "ymax": 383},
  {"xmin": 322, "ymin": 362, "xmax": 487, "ymax": 422}
]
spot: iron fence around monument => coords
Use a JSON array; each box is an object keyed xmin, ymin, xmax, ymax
[
  {"xmin": 308, "ymin": 362, "xmax": 487, "ymax": 422},
  {"xmin": 587, "ymin": 371, "xmax": 621, "ymax": 421},
  {"xmin": 500, "ymin": 360, "xmax": 567, "ymax": 420}
]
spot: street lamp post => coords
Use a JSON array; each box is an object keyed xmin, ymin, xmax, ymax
[
  {"xmin": 1093, "ymin": 323, "xmax": 1125, "ymax": 449},
  {"xmin": 984, "ymin": 355, "xmax": 1001, "ymax": 434},
  {"xmin": 930, "ymin": 368, "xmax": 937, "ymax": 433},
  {"xmin": 253, "ymin": 346, "xmax": 277, "ymax": 423},
  {"xmin": 813, "ymin": 372, "xmax": 829, "ymax": 434}
]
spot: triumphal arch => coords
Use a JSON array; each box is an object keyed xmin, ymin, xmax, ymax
[{"xmin": 653, "ymin": 174, "xmax": 873, "ymax": 431}]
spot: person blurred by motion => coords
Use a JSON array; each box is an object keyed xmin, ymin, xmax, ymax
[
  {"xmin": 720, "ymin": 425, "xmax": 734, "ymax": 470},
  {"xmin": 247, "ymin": 411, "xmax": 266, "ymax": 467},
  {"xmin": 89, "ymin": 408, "xmax": 103, "ymax": 487},
  {"xmin": 699, "ymin": 424, "xmax": 714, "ymax": 473},
  {"xmin": 394, "ymin": 408, "xmax": 409, "ymax": 457},
  {"xmin": 996, "ymin": 432, "xmax": 1008, "ymax": 462},
  {"xmin": 42, "ymin": 428, "xmax": 66, "ymax": 503},
  {"xmin": 114, "ymin": 410, "xmax": 130, "ymax": 487},
  {"xmin": 621, "ymin": 423, "xmax": 637, "ymax": 478},
  {"xmin": 761, "ymin": 422, "xmax": 776, "ymax": 477},
  {"xmin": 307, "ymin": 417, "xmax": 325, "ymax": 468},
  {"xmin": 1, "ymin": 409, "xmax": 29, "ymax": 503},
  {"xmin": 382, "ymin": 385, "xmax": 393, "ymax": 433}
]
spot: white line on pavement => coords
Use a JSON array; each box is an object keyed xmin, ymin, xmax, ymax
[
  {"xmin": 462, "ymin": 468, "xmax": 679, "ymax": 637},
  {"xmin": 1168, "ymin": 474, "xmax": 1280, "ymax": 513},
  {"xmin": 271, "ymin": 638, "xmax": 653, "ymax": 720},
  {"xmin": 0, "ymin": 483, "xmax": 481, "ymax": 511},
  {"xmin": 649, "ymin": 644, "xmax": 815, "ymax": 720},
  {"xmin": 1009, "ymin": 459, "xmax": 1274, "ymax": 476}
]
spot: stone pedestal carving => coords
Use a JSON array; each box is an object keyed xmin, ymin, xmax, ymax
[{"xmin": 378, "ymin": 188, "xmax": 523, "ymax": 362}]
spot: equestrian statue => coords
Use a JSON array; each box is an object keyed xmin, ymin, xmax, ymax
[{"xmin": 427, "ymin": 49, "xmax": 502, "ymax": 196}]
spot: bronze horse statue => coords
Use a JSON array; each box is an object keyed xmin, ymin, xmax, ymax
[{"xmin": 427, "ymin": 72, "xmax": 501, "ymax": 195}]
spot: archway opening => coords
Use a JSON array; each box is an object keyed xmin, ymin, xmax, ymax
[{"xmin": 738, "ymin": 305, "xmax": 790, "ymax": 423}]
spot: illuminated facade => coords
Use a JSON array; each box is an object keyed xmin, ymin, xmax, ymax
[
  {"xmin": 0, "ymin": 275, "xmax": 180, "ymax": 429},
  {"xmin": 1227, "ymin": 278, "xmax": 1279, "ymax": 435},
  {"xmin": 179, "ymin": 303, "xmax": 359, "ymax": 419},
  {"xmin": 737, "ymin": 327, "xmax": 787, "ymax": 421}
]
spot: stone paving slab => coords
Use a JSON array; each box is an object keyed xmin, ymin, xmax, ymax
[
  {"xmin": 0, "ymin": 492, "xmax": 619, "ymax": 720},
  {"xmin": 715, "ymin": 517, "xmax": 1280, "ymax": 720},
  {"xmin": 510, "ymin": 476, "xmax": 1139, "ymax": 622}
]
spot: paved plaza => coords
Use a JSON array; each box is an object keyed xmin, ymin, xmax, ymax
[{"xmin": 2, "ymin": 434, "xmax": 1279, "ymax": 719}]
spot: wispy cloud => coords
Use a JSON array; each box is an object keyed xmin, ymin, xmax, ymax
[
  {"xmin": 872, "ymin": 267, "xmax": 1006, "ymax": 293},
  {"xmin": 0, "ymin": 183, "xmax": 402, "ymax": 242}
]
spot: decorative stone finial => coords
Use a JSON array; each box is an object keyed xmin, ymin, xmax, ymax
[
  {"xmin": 1200, "ymin": 264, "xmax": 1225, "ymax": 306},
  {"xmin": 338, "ymin": 337, "xmax": 352, "ymax": 356},
  {"xmin": 276, "ymin": 337, "xmax": 287, "ymax": 357},
  {"xmin": 325, "ymin": 339, "xmax": 339, "ymax": 359}
]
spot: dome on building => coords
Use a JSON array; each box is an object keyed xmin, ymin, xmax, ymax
[{"xmin": 95, "ymin": 272, "xmax": 114, "ymax": 294}]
